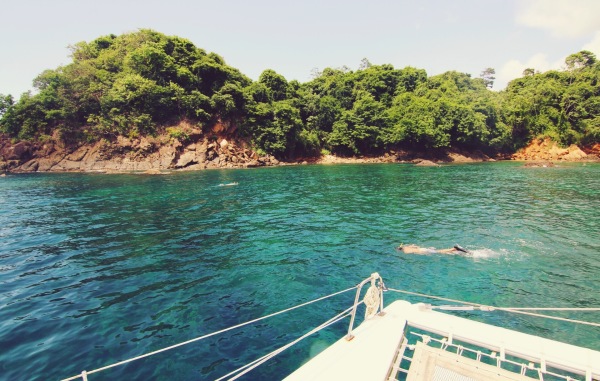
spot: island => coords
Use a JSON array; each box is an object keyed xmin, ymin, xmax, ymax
[{"xmin": 1, "ymin": 30, "xmax": 599, "ymax": 173}]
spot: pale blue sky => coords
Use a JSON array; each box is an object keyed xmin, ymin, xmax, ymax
[{"xmin": 2, "ymin": 0, "xmax": 599, "ymax": 97}]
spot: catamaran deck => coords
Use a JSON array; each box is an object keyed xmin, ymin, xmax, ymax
[{"xmin": 284, "ymin": 300, "xmax": 600, "ymax": 381}]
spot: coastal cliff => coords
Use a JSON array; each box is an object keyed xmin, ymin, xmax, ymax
[
  {"xmin": 0, "ymin": 131, "xmax": 281, "ymax": 174},
  {"xmin": 2, "ymin": 132, "xmax": 597, "ymax": 174}
]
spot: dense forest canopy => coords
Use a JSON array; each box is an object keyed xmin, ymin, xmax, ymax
[{"xmin": 1, "ymin": 30, "xmax": 599, "ymax": 159}]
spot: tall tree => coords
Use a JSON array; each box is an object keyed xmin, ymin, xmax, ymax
[
  {"xmin": 0, "ymin": 94, "xmax": 13, "ymax": 117},
  {"xmin": 258, "ymin": 69, "xmax": 289, "ymax": 102},
  {"xmin": 480, "ymin": 68, "xmax": 496, "ymax": 89},
  {"xmin": 565, "ymin": 50, "xmax": 596, "ymax": 70}
]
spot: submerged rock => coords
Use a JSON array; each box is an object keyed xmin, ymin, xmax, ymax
[
  {"xmin": 524, "ymin": 161, "xmax": 555, "ymax": 168},
  {"xmin": 415, "ymin": 159, "xmax": 440, "ymax": 167},
  {"xmin": 143, "ymin": 169, "xmax": 164, "ymax": 175}
]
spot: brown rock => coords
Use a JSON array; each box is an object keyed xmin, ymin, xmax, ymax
[
  {"xmin": 415, "ymin": 160, "xmax": 440, "ymax": 167},
  {"xmin": 139, "ymin": 137, "xmax": 154, "ymax": 153},
  {"xmin": 36, "ymin": 152, "xmax": 66, "ymax": 171},
  {"xmin": 158, "ymin": 145, "xmax": 176, "ymax": 168},
  {"xmin": 206, "ymin": 150, "xmax": 216, "ymax": 161},
  {"xmin": 513, "ymin": 138, "xmax": 589, "ymax": 162},
  {"xmin": 561, "ymin": 145, "xmax": 587, "ymax": 160},
  {"xmin": 189, "ymin": 128, "xmax": 202, "ymax": 140},
  {"xmin": 3, "ymin": 141, "xmax": 31, "ymax": 161},
  {"xmin": 198, "ymin": 140, "xmax": 208, "ymax": 154},
  {"xmin": 116, "ymin": 136, "xmax": 133, "ymax": 149},
  {"xmin": 36, "ymin": 143, "xmax": 56, "ymax": 157},
  {"xmin": 66, "ymin": 146, "xmax": 89, "ymax": 161},
  {"xmin": 20, "ymin": 160, "xmax": 39, "ymax": 172},
  {"xmin": 175, "ymin": 151, "xmax": 197, "ymax": 168}
]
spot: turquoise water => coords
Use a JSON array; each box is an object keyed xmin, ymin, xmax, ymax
[{"xmin": 1, "ymin": 162, "xmax": 599, "ymax": 380}]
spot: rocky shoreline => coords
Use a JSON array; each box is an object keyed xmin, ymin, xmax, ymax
[
  {"xmin": 0, "ymin": 132, "xmax": 282, "ymax": 174},
  {"xmin": 1, "ymin": 133, "xmax": 598, "ymax": 175}
]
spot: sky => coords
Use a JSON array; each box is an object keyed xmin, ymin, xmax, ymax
[{"xmin": 2, "ymin": 0, "xmax": 600, "ymax": 97}]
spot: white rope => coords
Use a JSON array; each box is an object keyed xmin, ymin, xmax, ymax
[
  {"xmin": 494, "ymin": 308, "xmax": 600, "ymax": 327},
  {"xmin": 386, "ymin": 288, "xmax": 482, "ymax": 306},
  {"xmin": 61, "ymin": 286, "xmax": 357, "ymax": 381},
  {"xmin": 432, "ymin": 306, "xmax": 600, "ymax": 312},
  {"xmin": 363, "ymin": 284, "xmax": 380, "ymax": 319},
  {"xmin": 214, "ymin": 305, "xmax": 356, "ymax": 381},
  {"xmin": 387, "ymin": 288, "xmax": 600, "ymax": 327},
  {"xmin": 492, "ymin": 307, "xmax": 600, "ymax": 311}
]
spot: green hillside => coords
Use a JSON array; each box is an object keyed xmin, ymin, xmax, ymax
[{"xmin": 1, "ymin": 30, "xmax": 598, "ymax": 159}]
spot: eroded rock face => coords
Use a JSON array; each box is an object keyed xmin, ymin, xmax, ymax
[
  {"xmin": 1, "ymin": 141, "xmax": 31, "ymax": 162},
  {"xmin": 512, "ymin": 138, "xmax": 589, "ymax": 161},
  {"xmin": 175, "ymin": 151, "xmax": 197, "ymax": 168},
  {"xmin": 2, "ymin": 132, "xmax": 273, "ymax": 173},
  {"xmin": 5, "ymin": 130, "xmax": 595, "ymax": 174}
]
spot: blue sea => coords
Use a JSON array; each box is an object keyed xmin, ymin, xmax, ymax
[{"xmin": 1, "ymin": 162, "xmax": 599, "ymax": 380}]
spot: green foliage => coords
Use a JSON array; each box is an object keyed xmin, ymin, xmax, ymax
[
  {"xmin": 480, "ymin": 68, "xmax": 496, "ymax": 89},
  {"xmin": 2, "ymin": 29, "xmax": 250, "ymax": 141},
  {"xmin": 258, "ymin": 69, "xmax": 289, "ymax": 102},
  {"xmin": 166, "ymin": 126, "xmax": 189, "ymax": 141},
  {"xmin": 0, "ymin": 94, "xmax": 16, "ymax": 134},
  {"xmin": 381, "ymin": 71, "xmax": 506, "ymax": 152},
  {"xmin": 565, "ymin": 50, "xmax": 596, "ymax": 71},
  {"xmin": 502, "ymin": 51, "xmax": 600, "ymax": 147},
  {"xmin": 1, "ymin": 29, "xmax": 598, "ymax": 157}
]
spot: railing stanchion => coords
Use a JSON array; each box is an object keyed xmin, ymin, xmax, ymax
[{"xmin": 346, "ymin": 273, "xmax": 384, "ymax": 340}]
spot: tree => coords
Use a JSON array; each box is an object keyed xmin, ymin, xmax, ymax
[
  {"xmin": 396, "ymin": 66, "xmax": 427, "ymax": 93},
  {"xmin": 326, "ymin": 92, "xmax": 388, "ymax": 154},
  {"xmin": 310, "ymin": 67, "xmax": 322, "ymax": 79},
  {"xmin": 480, "ymin": 68, "xmax": 495, "ymax": 89},
  {"xmin": 522, "ymin": 68, "xmax": 536, "ymax": 77},
  {"xmin": 0, "ymin": 94, "xmax": 16, "ymax": 135},
  {"xmin": 258, "ymin": 69, "xmax": 289, "ymax": 102},
  {"xmin": 0, "ymin": 94, "xmax": 13, "ymax": 117},
  {"xmin": 358, "ymin": 58, "xmax": 372, "ymax": 70},
  {"xmin": 565, "ymin": 50, "xmax": 596, "ymax": 70},
  {"xmin": 3, "ymin": 30, "xmax": 598, "ymax": 156},
  {"xmin": 1, "ymin": 29, "xmax": 254, "ymax": 141},
  {"xmin": 245, "ymin": 100, "xmax": 302, "ymax": 158}
]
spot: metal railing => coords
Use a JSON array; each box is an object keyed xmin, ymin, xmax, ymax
[{"xmin": 346, "ymin": 272, "xmax": 386, "ymax": 340}]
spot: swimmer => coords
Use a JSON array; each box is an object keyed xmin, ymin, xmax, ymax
[{"xmin": 397, "ymin": 244, "xmax": 470, "ymax": 256}]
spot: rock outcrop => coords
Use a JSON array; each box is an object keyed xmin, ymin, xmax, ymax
[
  {"xmin": 1, "ymin": 129, "xmax": 279, "ymax": 173},
  {"xmin": 512, "ymin": 138, "xmax": 590, "ymax": 161},
  {"xmin": 414, "ymin": 159, "xmax": 441, "ymax": 167},
  {"xmin": 2, "ymin": 132, "xmax": 597, "ymax": 174}
]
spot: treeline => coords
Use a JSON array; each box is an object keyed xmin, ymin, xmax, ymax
[{"xmin": 1, "ymin": 30, "xmax": 598, "ymax": 159}]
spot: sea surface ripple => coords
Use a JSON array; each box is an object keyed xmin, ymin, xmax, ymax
[{"xmin": 0, "ymin": 162, "xmax": 598, "ymax": 380}]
